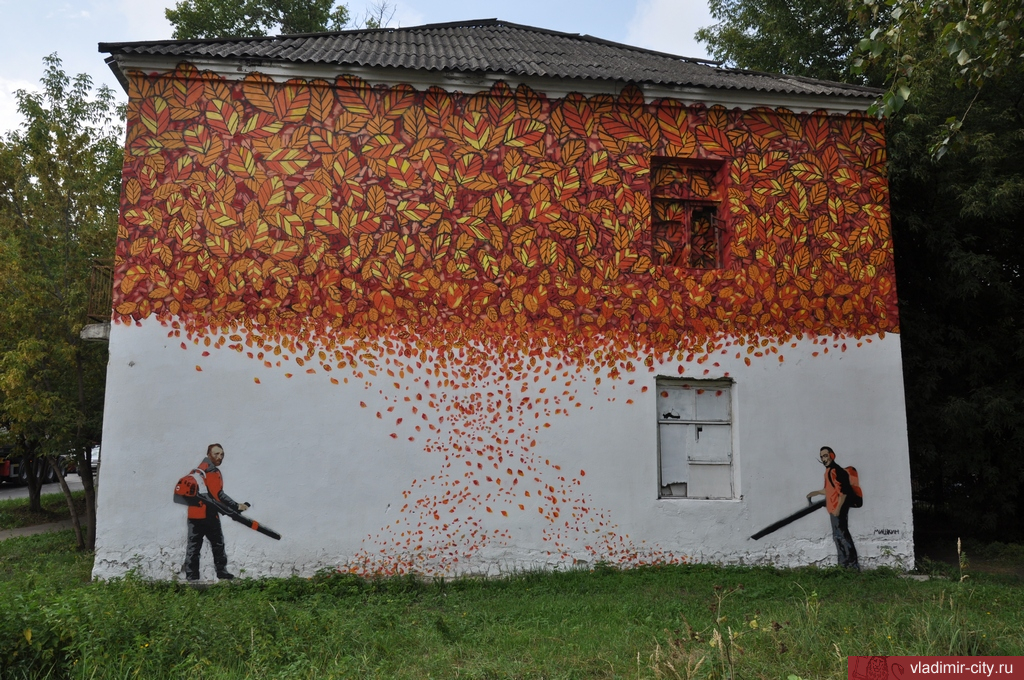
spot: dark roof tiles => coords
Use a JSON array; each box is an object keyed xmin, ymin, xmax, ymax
[{"xmin": 100, "ymin": 19, "xmax": 879, "ymax": 99}]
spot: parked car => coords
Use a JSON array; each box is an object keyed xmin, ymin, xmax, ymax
[
  {"xmin": 0, "ymin": 450, "xmax": 58, "ymax": 485},
  {"xmin": 85, "ymin": 444, "xmax": 100, "ymax": 479},
  {"xmin": 58, "ymin": 444, "xmax": 100, "ymax": 481},
  {"xmin": 0, "ymin": 445, "xmax": 95, "ymax": 486},
  {"xmin": 0, "ymin": 446, "xmax": 23, "ymax": 485}
]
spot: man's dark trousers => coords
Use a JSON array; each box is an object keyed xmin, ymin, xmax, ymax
[
  {"xmin": 185, "ymin": 516, "xmax": 227, "ymax": 579},
  {"xmin": 830, "ymin": 505, "xmax": 860, "ymax": 569}
]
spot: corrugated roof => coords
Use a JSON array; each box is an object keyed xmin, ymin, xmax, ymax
[{"xmin": 99, "ymin": 18, "xmax": 879, "ymax": 100}]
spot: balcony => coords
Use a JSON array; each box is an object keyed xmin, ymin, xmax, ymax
[{"xmin": 80, "ymin": 260, "xmax": 113, "ymax": 342}]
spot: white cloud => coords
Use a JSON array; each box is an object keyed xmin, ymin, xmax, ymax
[
  {"xmin": 0, "ymin": 77, "xmax": 40, "ymax": 137},
  {"xmin": 46, "ymin": 4, "xmax": 91, "ymax": 20},
  {"xmin": 389, "ymin": 1, "xmax": 425, "ymax": 28},
  {"xmin": 119, "ymin": 0, "xmax": 173, "ymax": 40},
  {"xmin": 626, "ymin": 0, "xmax": 714, "ymax": 61},
  {"xmin": 349, "ymin": 1, "xmax": 425, "ymax": 29}
]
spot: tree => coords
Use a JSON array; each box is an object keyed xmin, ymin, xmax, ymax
[
  {"xmin": 361, "ymin": 0, "xmax": 396, "ymax": 30},
  {"xmin": 0, "ymin": 55, "xmax": 123, "ymax": 550},
  {"xmin": 697, "ymin": 0, "xmax": 1024, "ymax": 540},
  {"xmin": 695, "ymin": 0, "xmax": 884, "ymax": 83},
  {"xmin": 166, "ymin": 0, "xmax": 351, "ymax": 39},
  {"xmin": 880, "ymin": 37, "xmax": 1024, "ymax": 540},
  {"xmin": 854, "ymin": 0, "xmax": 1024, "ymax": 153}
]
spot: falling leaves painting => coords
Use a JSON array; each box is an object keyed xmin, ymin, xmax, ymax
[{"xmin": 112, "ymin": 65, "xmax": 896, "ymax": 574}]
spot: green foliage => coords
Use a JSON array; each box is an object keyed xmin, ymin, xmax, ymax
[
  {"xmin": 878, "ymin": 7, "xmax": 1024, "ymax": 537},
  {"xmin": 887, "ymin": 59, "xmax": 1024, "ymax": 538},
  {"xmin": 854, "ymin": 0, "xmax": 1023, "ymax": 153},
  {"xmin": 0, "ymin": 54, "xmax": 121, "ymax": 542},
  {"xmin": 0, "ymin": 54, "xmax": 121, "ymax": 452},
  {"xmin": 695, "ymin": 0, "xmax": 885, "ymax": 84},
  {"xmin": 166, "ymin": 0, "xmax": 350, "ymax": 39},
  {"xmin": 2, "ymin": 533, "xmax": 1023, "ymax": 678},
  {"xmin": 0, "ymin": 491, "xmax": 86, "ymax": 531},
  {"xmin": 693, "ymin": 0, "xmax": 1024, "ymax": 543}
]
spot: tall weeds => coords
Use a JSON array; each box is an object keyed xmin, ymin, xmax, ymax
[{"xmin": 2, "ymin": 533, "xmax": 1020, "ymax": 679}]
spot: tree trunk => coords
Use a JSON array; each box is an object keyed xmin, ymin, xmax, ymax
[
  {"xmin": 50, "ymin": 455, "xmax": 85, "ymax": 550},
  {"xmin": 21, "ymin": 441, "xmax": 45, "ymax": 513},
  {"xmin": 77, "ymin": 446, "xmax": 97, "ymax": 552},
  {"xmin": 25, "ymin": 458, "xmax": 43, "ymax": 512},
  {"xmin": 72, "ymin": 347, "xmax": 98, "ymax": 552}
]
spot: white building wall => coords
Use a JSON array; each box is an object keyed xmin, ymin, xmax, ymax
[{"xmin": 93, "ymin": 319, "xmax": 913, "ymax": 580}]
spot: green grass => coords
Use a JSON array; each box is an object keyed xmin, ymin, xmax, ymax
[
  {"xmin": 0, "ymin": 491, "xmax": 87, "ymax": 531},
  {"xmin": 1, "ymin": 531, "xmax": 1022, "ymax": 679}
]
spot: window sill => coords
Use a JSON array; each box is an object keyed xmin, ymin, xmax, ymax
[{"xmin": 658, "ymin": 496, "xmax": 742, "ymax": 502}]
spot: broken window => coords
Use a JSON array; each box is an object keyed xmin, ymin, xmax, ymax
[
  {"xmin": 651, "ymin": 158, "xmax": 724, "ymax": 269},
  {"xmin": 657, "ymin": 379, "xmax": 734, "ymax": 499}
]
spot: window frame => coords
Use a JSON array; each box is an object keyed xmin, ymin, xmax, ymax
[
  {"xmin": 656, "ymin": 377, "xmax": 736, "ymax": 500},
  {"xmin": 650, "ymin": 157, "xmax": 727, "ymax": 270}
]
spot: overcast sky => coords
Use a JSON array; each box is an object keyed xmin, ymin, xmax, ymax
[{"xmin": 0, "ymin": 0, "xmax": 717, "ymax": 135}]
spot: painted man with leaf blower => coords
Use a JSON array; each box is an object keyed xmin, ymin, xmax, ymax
[
  {"xmin": 173, "ymin": 443, "xmax": 281, "ymax": 581},
  {"xmin": 807, "ymin": 446, "xmax": 861, "ymax": 570},
  {"xmin": 182, "ymin": 444, "xmax": 245, "ymax": 580}
]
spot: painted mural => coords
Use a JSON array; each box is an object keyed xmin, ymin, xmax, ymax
[
  {"xmin": 751, "ymin": 446, "xmax": 864, "ymax": 569},
  {"xmin": 172, "ymin": 443, "xmax": 281, "ymax": 580},
  {"xmin": 115, "ymin": 64, "xmax": 896, "ymax": 574},
  {"xmin": 808, "ymin": 446, "xmax": 863, "ymax": 569}
]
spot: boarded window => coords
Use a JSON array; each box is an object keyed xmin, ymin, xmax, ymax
[
  {"xmin": 651, "ymin": 159, "xmax": 724, "ymax": 269},
  {"xmin": 657, "ymin": 379, "xmax": 734, "ymax": 499}
]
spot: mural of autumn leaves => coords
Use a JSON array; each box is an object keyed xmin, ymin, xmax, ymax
[
  {"xmin": 114, "ymin": 64, "xmax": 896, "ymax": 573},
  {"xmin": 116, "ymin": 64, "xmax": 895, "ymax": 350}
]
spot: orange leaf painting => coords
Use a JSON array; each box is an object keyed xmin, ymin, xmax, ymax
[
  {"xmin": 242, "ymin": 73, "xmax": 277, "ymax": 114},
  {"xmin": 695, "ymin": 124, "xmax": 733, "ymax": 155},
  {"xmin": 115, "ymin": 65, "xmax": 896, "ymax": 575},
  {"xmin": 307, "ymin": 80, "xmax": 335, "ymax": 123},
  {"xmin": 562, "ymin": 94, "xmax": 595, "ymax": 138},
  {"xmin": 336, "ymin": 75, "xmax": 377, "ymax": 117},
  {"xmin": 504, "ymin": 118, "xmax": 547, "ymax": 147},
  {"xmin": 139, "ymin": 97, "xmax": 171, "ymax": 136},
  {"xmin": 601, "ymin": 111, "xmax": 648, "ymax": 143},
  {"xmin": 205, "ymin": 99, "xmax": 244, "ymax": 136}
]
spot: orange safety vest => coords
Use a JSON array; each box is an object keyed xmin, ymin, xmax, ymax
[
  {"xmin": 187, "ymin": 460, "xmax": 225, "ymax": 520},
  {"xmin": 824, "ymin": 466, "xmax": 844, "ymax": 514}
]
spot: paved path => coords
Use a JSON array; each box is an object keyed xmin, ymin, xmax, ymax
[
  {"xmin": 0, "ymin": 477, "xmax": 85, "ymax": 500},
  {"xmin": 0, "ymin": 479, "xmax": 89, "ymax": 542},
  {"xmin": 0, "ymin": 520, "xmax": 77, "ymax": 541}
]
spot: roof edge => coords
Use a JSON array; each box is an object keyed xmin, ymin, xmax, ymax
[
  {"xmin": 105, "ymin": 54, "xmax": 881, "ymax": 114},
  {"xmin": 99, "ymin": 17, "xmax": 723, "ymax": 66},
  {"xmin": 98, "ymin": 19, "xmax": 495, "ymax": 51},
  {"xmin": 716, "ymin": 66, "xmax": 882, "ymax": 96},
  {"xmin": 97, "ymin": 19, "xmax": 881, "ymax": 99}
]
